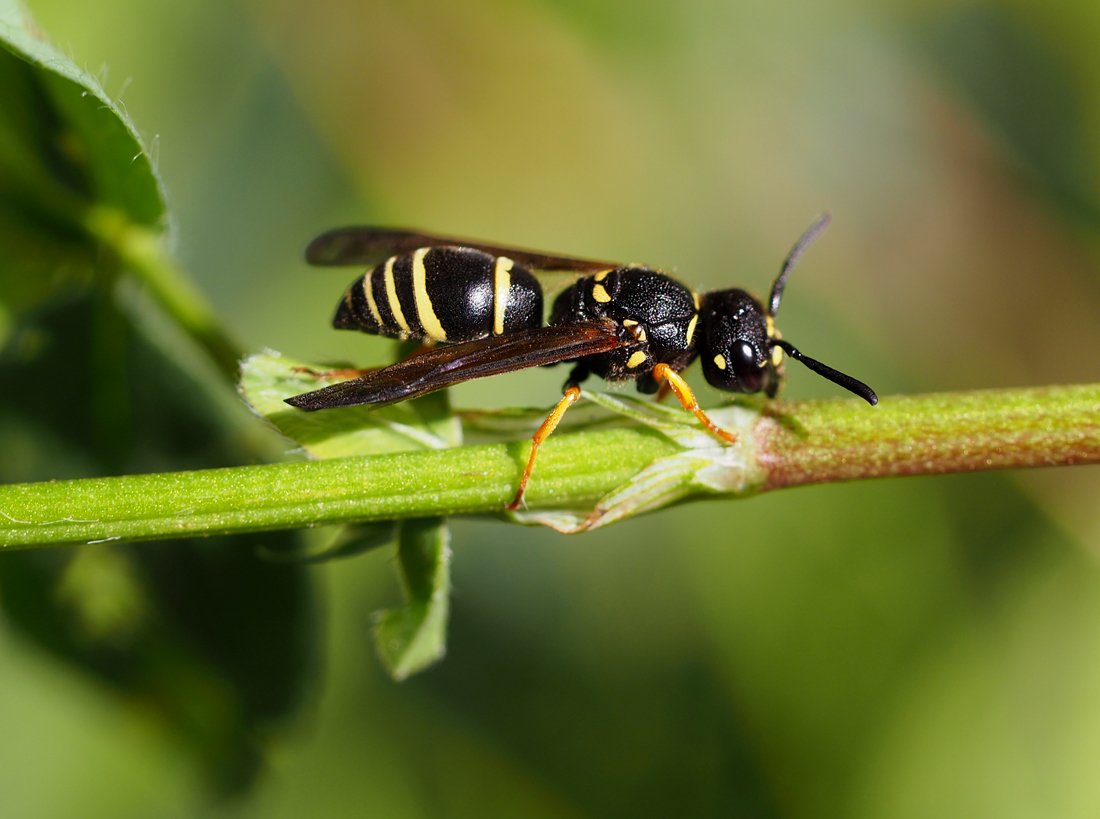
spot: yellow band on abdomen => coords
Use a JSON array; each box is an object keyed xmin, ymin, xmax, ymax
[
  {"xmin": 493, "ymin": 256, "xmax": 514, "ymax": 335},
  {"xmin": 412, "ymin": 248, "xmax": 447, "ymax": 341},
  {"xmin": 383, "ymin": 256, "xmax": 411, "ymax": 336}
]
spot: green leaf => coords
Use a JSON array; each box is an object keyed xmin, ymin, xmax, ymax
[
  {"xmin": 0, "ymin": 0, "xmax": 165, "ymax": 229},
  {"xmin": 373, "ymin": 518, "xmax": 452, "ymax": 681},
  {"xmin": 0, "ymin": 1, "xmax": 237, "ymax": 375},
  {"xmin": 242, "ymin": 351, "xmax": 461, "ymax": 678},
  {"xmin": 240, "ymin": 351, "xmax": 461, "ymax": 458}
]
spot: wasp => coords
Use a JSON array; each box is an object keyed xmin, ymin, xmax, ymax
[{"xmin": 286, "ymin": 215, "xmax": 878, "ymax": 509}]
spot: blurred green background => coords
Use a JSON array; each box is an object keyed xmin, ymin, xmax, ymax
[{"xmin": 3, "ymin": 0, "xmax": 1100, "ymax": 816}]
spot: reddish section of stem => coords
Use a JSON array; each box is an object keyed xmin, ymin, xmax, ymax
[{"xmin": 759, "ymin": 385, "xmax": 1100, "ymax": 490}]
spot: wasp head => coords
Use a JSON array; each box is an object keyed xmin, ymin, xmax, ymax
[{"xmin": 698, "ymin": 289, "xmax": 781, "ymax": 397}]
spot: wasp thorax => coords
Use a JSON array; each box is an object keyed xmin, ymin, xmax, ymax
[{"xmin": 698, "ymin": 289, "xmax": 779, "ymax": 396}]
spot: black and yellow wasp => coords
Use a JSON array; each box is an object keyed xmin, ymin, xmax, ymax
[{"xmin": 286, "ymin": 216, "xmax": 878, "ymax": 508}]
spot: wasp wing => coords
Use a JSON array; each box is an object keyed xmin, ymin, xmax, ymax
[
  {"xmin": 306, "ymin": 226, "xmax": 619, "ymax": 274},
  {"xmin": 285, "ymin": 320, "xmax": 625, "ymax": 410}
]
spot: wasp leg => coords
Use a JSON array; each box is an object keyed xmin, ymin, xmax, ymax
[
  {"xmin": 506, "ymin": 384, "xmax": 583, "ymax": 511},
  {"xmin": 652, "ymin": 363, "xmax": 737, "ymax": 444}
]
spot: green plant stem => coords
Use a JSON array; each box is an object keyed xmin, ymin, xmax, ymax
[
  {"xmin": 82, "ymin": 205, "xmax": 241, "ymax": 379},
  {"xmin": 0, "ymin": 428, "xmax": 677, "ymax": 549},
  {"xmin": 0, "ymin": 384, "xmax": 1096, "ymax": 549}
]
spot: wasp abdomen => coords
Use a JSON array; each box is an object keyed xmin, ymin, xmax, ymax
[{"xmin": 334, "ymin": 246, "xmax": 543, "ymax": 343}]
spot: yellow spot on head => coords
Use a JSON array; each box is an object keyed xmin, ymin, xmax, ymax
[
  {"xmin": 592, "ymin": 283, "xmax": 612, "ymax": 303},
  {"xmin": 771, "ymin": 345, "xmax": 784, "ymax": 368},
  {"xmin": 765, "ymin": 314, "xmax": 779, "ymax": 340},
  {"xmin": 713, "ymin": 354, "xmax": 727, "ymax": 370},
  {"xmin": 626, "ymin": 351, "xmax": 648, "ymax": 369},
  {"xmin": 412, "ymin": 248, "xmax": 447, "ymax": 341}
]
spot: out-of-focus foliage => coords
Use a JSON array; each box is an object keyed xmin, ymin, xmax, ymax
[
  {"xmin": 0, "ymin": 0, "xmax": 317, "ymax": 799},
  {"xmin": 1, "ymin": 0, "xmax": 1099, "ymax": 817}
]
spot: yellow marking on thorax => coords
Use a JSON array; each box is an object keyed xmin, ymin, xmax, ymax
[
  {"xmin": 411, "ymin": 248, "xmax": 447, "ymax": 341},
  {"xmin": 621, "ymin": 319, "xmax": 647, "ymax": 342},
  {"xmin": 594, "ymin": 270, "xmax": 610, "ymax": 282},
  {"xmin": 493, "ymin": 256, "xmax": 514, "ymax": 335},
  {"xmin": 363, "ymin": 269, "xmax": 384, "ymax": 326},
  {"xmin": 592, "ymin": 283, "xmax": 612, "ymax": 303},
  {"xmin": 383, "ymin": 256, "xmax": 411, "ymax": 335},
  {"xmin": 713, "ymin": 354, "xmax": 727, "ymax": 370},
  {"xmin": 685, "ymin": 313, "xmax": 698, "ymax": 346},
  {"xmin": 626, "ymin": 351, "xmax": 648, "ymax": 369}
]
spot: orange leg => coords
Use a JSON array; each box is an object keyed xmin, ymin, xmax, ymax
[
  {"xmin": 506, "ymin": 385, "xmax": 582, "ymax": 511},
  {"xmin": 652, "ymin": 363, "xmax": 737, "ymax": 444}
]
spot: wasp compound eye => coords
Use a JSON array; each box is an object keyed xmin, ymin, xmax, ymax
[
  {"xmin": 731, "ymin": 340, "xmax": 757, "ymax": 370},
  {"xmin": 730, "ymin": 340, "xmax": 766, "ymax": 392}
]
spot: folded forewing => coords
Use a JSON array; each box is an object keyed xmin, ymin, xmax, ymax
[
  {"xmin": 305, "ymin": 226, "xmax": 618, "ymax": 274},
  {"xmin": 285, "ymin": 320, "xmax": 624, "ymax": 410}
]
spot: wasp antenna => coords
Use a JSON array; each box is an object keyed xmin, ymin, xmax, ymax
[
  {"xmin": 772, "ymin": 339, "xmax": 877, "ymax": 405},
  {"xmin": 768, "ymin": 213, "xmax": 831, "ymax": 317}
]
